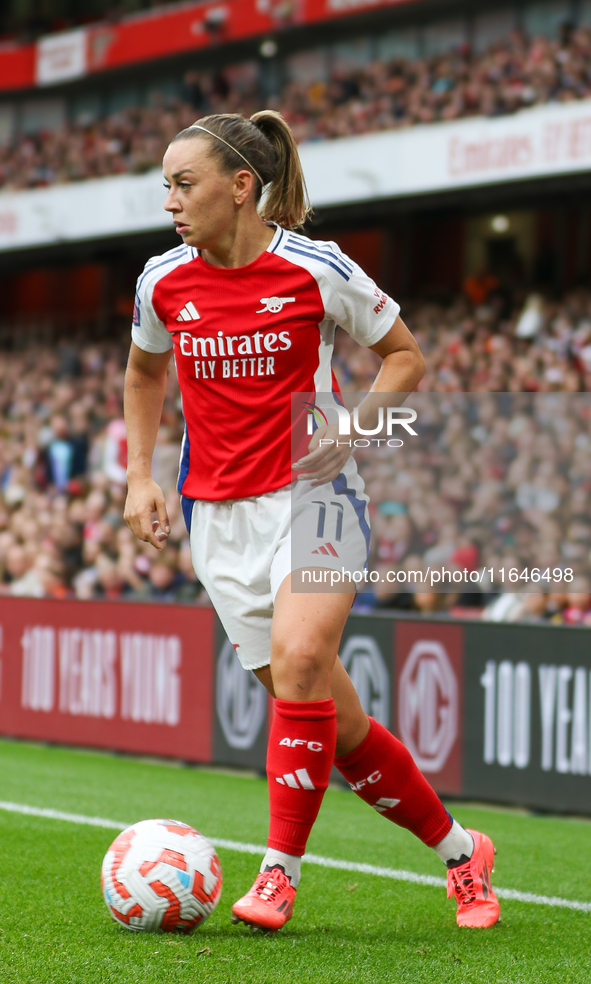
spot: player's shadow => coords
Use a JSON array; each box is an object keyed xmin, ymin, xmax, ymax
[{"xmin": 198, "ymin": 915, "xmax": 504, "ymax": 945}]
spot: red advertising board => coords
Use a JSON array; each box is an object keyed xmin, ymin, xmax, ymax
[
  {"xmin": 394, "ymin": 621, "xmax": 463, "ymax": 795},
  {"xmin": 0, "ymin": 0, "xmax": 421, "ymax": 92},
  {"xmin": 0, "ymin": 598, "xmax": 215, "ymax": 763},
  {"xmin": 0, "ymin": 42, "xmax": 36, "ymax": 91}
]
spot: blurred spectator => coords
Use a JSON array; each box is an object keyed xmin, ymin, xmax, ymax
[
  {"xmin": 148, "ymin": 554, "xmax": 181, "ymax": 600},
  {"xmin": 561, "ymin": 577, "xmax": 591, "ymax": 624},
  {"xmin": 103, "ymin": 418, "xmax": 127, "ymax": 486},
  {"xmin": 182, "ymin": 70, "xmax": 206, "ymax": 113},
  {"xmin": 43, "ymin": 413, "xmax": 89, "ymax": 491},
  {"xmin": 413, "ymin": 592, "xmax": 453, "ymax": 615},
  {"xmin": 515, "ymin": 295, "xmax": 545, "ymax": 340},
  {"xmin": 463, "ymin": 271, "xmax": 499, "ymax": 307}
]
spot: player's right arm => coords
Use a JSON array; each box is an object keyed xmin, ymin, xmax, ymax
[{"xmin": 123, "ymin": 341, "xmax": 172, "ymax": 551}]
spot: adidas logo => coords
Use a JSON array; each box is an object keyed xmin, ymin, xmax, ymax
[
  {"xmin": 372, "ymin": 797, "xmax": 400, "ymax": 813},
  {"xmin": 312, "ymin": 542, "xmax": 339, "ymax": 557},
  {"xmin": 176, "ymin": 301, "xmax": 200, "ymax": 322},
  {"xmin": 275, "ymin": 769, "xmax": 315, "ymax": 790}
]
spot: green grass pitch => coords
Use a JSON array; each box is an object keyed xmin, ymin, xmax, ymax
[{"xmin": 0, "ymin": 739, "xmax": 590, "ymax": 983}]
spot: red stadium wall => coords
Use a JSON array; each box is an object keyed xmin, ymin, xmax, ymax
[
  {"xmin": 408, "ymin": 215, "xmax": 465, "ymax": 295},
  {"xmin": 314, "ymin": 220, "xmax": 465, "ymax": 297},
  {"xmin": 1, "ymin": 264, "xmax": 105, "ymax": 321},
  {"xmin": 1, "ymin": 599, "xmax": 590, "ymax": 815},
  {"xmin": 313, "ymin": 229, "xmax": 386, "ymax": 286}
]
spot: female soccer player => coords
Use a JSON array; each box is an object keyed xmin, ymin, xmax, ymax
[{"xmin": 123, "ymin": 110, "xmax": 499, "ymax": 932}]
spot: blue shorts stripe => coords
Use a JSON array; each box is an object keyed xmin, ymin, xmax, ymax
[
  {"xmin": 180, "ymin": 495, "xmax": 194, "ymax": 534},
  {"xmin": 331, "ymin": 472, "xmax": 370, "ymax": 557},
  {"xmin": 177, "ymin": 424, "xmax": 191, "ymax": 495}
]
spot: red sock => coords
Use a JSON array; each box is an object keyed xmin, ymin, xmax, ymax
[
  {"xmin": 267, "ymin": 698, "xmax": 337, "ymax": 856},
  {"xmin": 334, "ymin": 717, "xmax": 451, "ymax": 847}
]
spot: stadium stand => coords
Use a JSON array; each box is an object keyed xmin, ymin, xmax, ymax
[
  {"xmin": 2, "ymin": 23, "xmax": 591, "ymax": 189},
  {"xmin": 1, "ymin": 289, "xmax": 590, "ymax": 618}
]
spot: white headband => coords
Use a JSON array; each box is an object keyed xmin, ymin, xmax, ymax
[{"xmin": 190, "ymin": 124, "xmax": 265, "ymax": 186}]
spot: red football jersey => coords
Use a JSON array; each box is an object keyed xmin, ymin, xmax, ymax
[{"xmin": 132, "ymin": 225, "xmax": 399, "ymax": 500}]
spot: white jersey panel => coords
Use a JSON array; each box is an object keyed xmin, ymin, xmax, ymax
[
  {"xmin": 274, "ymin": 230, "xmax": 400, "ymax": 348},
  {"xmin": 313, "ymin": 317, "xmax": 336, "ymax": 393},
  {"xmin": 131, "ymin": 244, "xmax": 196, "ymax": 354}
]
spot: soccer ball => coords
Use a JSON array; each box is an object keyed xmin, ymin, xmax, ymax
[{"xmin": 101, "ymin": 819, "xmax": 222, "ymax": 932}]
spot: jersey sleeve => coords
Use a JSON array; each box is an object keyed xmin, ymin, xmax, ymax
[
  {"xmin": 131, "ymin": 262, "xmax": 173, "ymax": 354},
  {"xmin": 323, "ymin": 250, "xmax": 400, "ymax": 347}
]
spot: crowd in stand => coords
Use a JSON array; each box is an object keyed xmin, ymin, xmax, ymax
[
  {"xmin": 333, "ymin": 288, "xmax": 591, "ymax": 622},
  {"xmin": 0, "ymin": 338, "xmax": 204, "ymax": 605},
  {"xmin": 1, "ymin": 288, "xmax": 591, "ymax": 623},
  {"xmin": 282, "ymin": 24, "xmax": 591, "ymax": 143},
  {"xmin": 352, "ymin": 392, "xmax": 591, "ymax": 624},
  {"xmin": 3, "ymin": 24, "xmax": 591, "ymax": 189},
  {"xmin": 333, "ymin": 288, "xmax": 591, "ymax": 394}
]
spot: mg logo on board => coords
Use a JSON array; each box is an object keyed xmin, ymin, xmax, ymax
[
  {"xmin": 398, "ymin": 638, "xmax": 459, "ymax": 773},
  {"xmin": 340, "ymin": 635, "xmax": 389, "ymax": 726},
  {"xmin": 216, "ymin": 640, "xmax": 266, "ymax": 750}
]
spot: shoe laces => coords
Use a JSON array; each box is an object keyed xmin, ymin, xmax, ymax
[
  {"xmin": 252, "ymin": 869, "xmax": 290, "ymax": 906},
  {"xmin": 448, "ymin": 860, "xmax": 477, "ymax": 907}
]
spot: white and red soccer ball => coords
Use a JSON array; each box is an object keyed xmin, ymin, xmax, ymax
[{"xmin": 101, "ymin": 819, "xmax": 222, "ymax": 932}]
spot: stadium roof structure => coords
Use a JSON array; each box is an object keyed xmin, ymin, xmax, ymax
[{"xmin": 0, "ymin": 0, "xmax": 425, "ymax": 91}]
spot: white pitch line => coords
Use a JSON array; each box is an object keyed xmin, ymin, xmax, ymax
[
  {"xmin": 0, "ymin": 800, "xmax": 125, "ymax": 830},
  {"xmin": 1, "ymin": 800, "xmax": 590, "ymax": 914}
]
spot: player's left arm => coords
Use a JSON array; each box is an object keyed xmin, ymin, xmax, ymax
[
  {"xmin": 294, "ymin": 315, "xmax": 425, "ymax": 485},
  {"xmin": 367, "ymin": 313, "xmax": 425, "ymax": 391}
]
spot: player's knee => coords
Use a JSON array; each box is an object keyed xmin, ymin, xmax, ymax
[{"xmin": 272, "ymin": 642, "xmax": 328, "ymax": 684}]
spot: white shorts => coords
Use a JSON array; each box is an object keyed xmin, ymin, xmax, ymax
[{"xmin": 183, "ymin": 457, "xmax": 370, "ymax": 671}]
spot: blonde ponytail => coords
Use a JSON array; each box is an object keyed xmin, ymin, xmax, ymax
[{"xmin": 250, "ymin": 110, "xmax": 311, "ymax": 229}]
